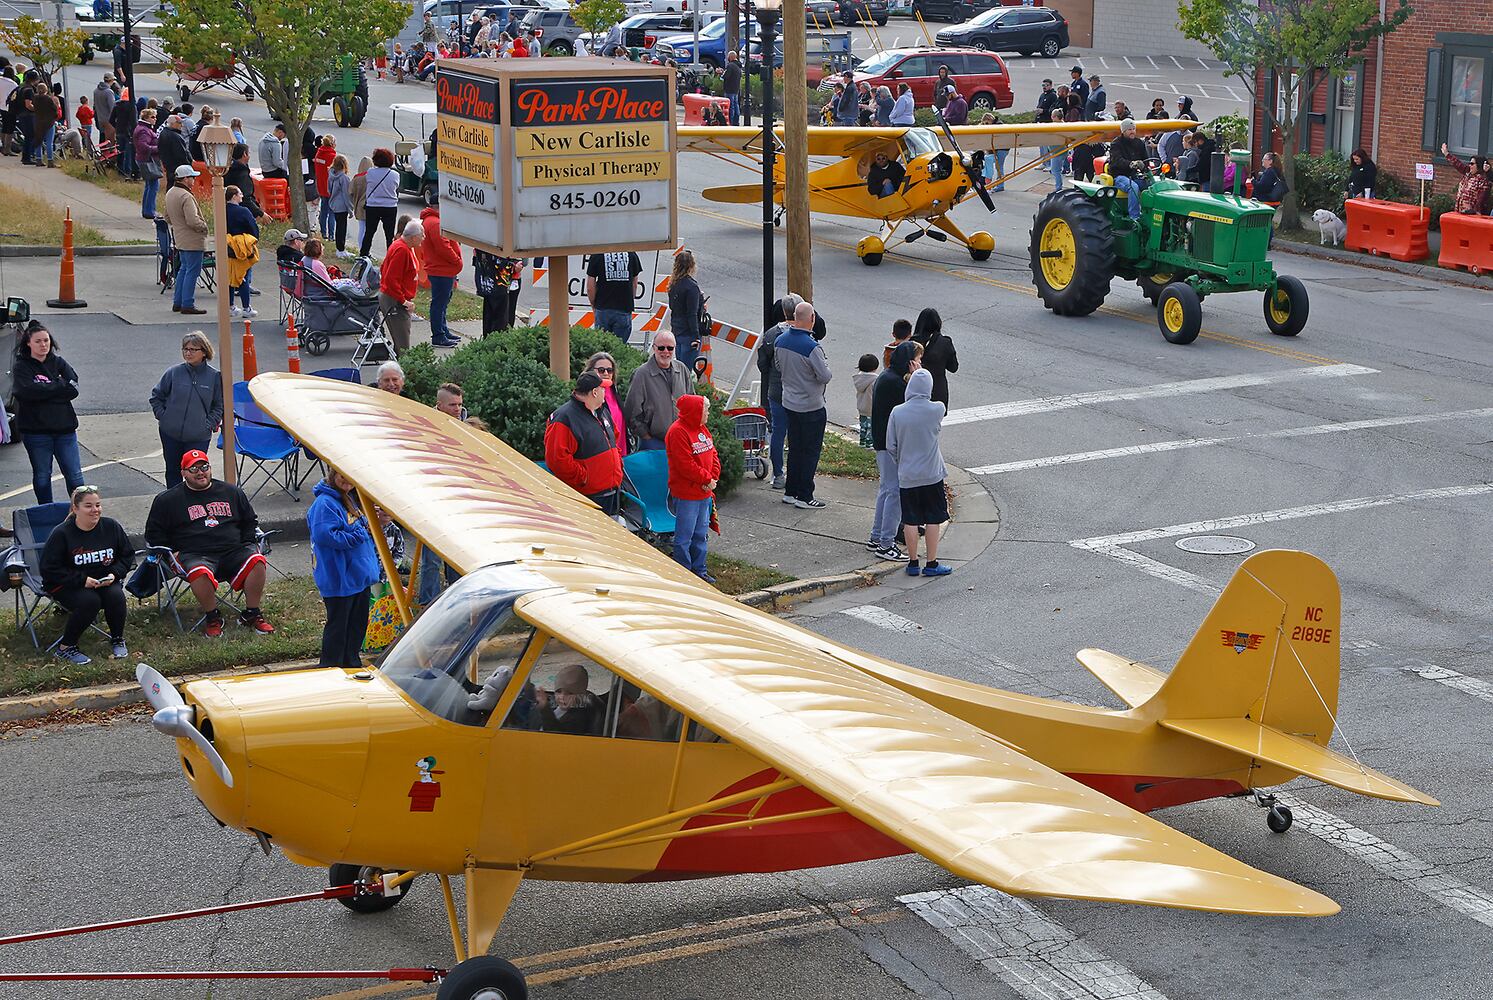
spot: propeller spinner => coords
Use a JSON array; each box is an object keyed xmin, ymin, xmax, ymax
[
  {"xmin": 137, "ymin": 663, "xmax": 234, "ymax": 787},
  {"xmin": 934, "ymin": 108, "xmax": 998, "ymax": 214}
]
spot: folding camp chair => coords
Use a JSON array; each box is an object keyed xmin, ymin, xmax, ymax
[
  {"xmin": 621, "ymin": 450, "xmax": 675, "ymax": 541},
  {"xmin": 219, "ymin": 381, "xmax": 301, "ymax": 501},
  {"xmin": 5, "ymin": 503, "xmax": 110, "ymax": 650},
  {"xmin": 145, "ymin": 528, "xmax": 280, "ymax": 633}
]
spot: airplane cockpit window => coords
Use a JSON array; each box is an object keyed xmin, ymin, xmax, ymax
[
  {"xmin": 902, "ymin": 128, "xmax": 942, "ymax": 159},
  {"xmin": 378, "ymin": 565, "xmax": 546, "ymax": 727},
  {"xmin": 502, "ymin": 636, "xmax": 685, "ymax": 742}
]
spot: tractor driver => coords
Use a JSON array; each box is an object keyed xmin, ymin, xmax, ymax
[
  {"xmin": 867, "ymin": 149, "xmax": 905, "ymax": 199},
  {"xmin": 1106, "ymin": 119, "xmax": 1151, "ymax": 221}
]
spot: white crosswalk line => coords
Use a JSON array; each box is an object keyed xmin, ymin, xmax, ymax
[
  {"xmin": 840, "ymin": 605, "xmax": 922, "ymax": 634},
  {"xmin": 968, "ymin": 407, "xmax": 1493, "ymax": 476},
  {"xmin": 1277, "ymin": 794, "xmax": 1493, "ymax": 928},
  {"xmin": 900, "ymin": 886, "xmax": 1170, "ymax": 1000},
  {"xmin": 944, "ymin": 363, "xmax": 1377, "ymax": 427},
  {"xmin": 1403, "ymin": 663, "xmax": 1493, "ymax": 705}
]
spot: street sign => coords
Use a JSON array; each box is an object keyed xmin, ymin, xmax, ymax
[
  {"xmin": 434, "ymin": 71, "xmax": 503, "ymax": 248},
  {"xmin": 1415, "ymin": 162, "xmax": 1434, "ymax": 180}
]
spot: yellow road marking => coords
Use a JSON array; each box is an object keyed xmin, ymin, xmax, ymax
[{"xmin": 682, "ymin": 205, "xmax": 1342, "ymax": 366}]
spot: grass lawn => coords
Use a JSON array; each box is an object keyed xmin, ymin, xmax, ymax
[
  {"xmin": 58, "ymin": 158, "xmax": 144, "ymax": 203},
  {"xmin": 415, "ymin": 285, "xmax": 484, "ymax": 323},
  {"xmin": 0, "ymin": 180, "xmax": 117, "ymax": 247},
  {"xmin": 818, "ymin": 430, "xmax": 878, "ymax": 479},
  {"xmin": 0, "ymin": 557, "xmax": 792, "ymax": 697}
]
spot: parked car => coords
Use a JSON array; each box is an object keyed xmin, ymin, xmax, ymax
[
  {"xmin": 586, "ymin": 11, "xmax": 697, "ymax": 55},
  {"xmin": 853, "ymin": 47, "xmax": 1013, "ymax": 112},
  {"xmin": 837, "ymin": 0, "xmax": 889, "ymax": 26},
  {"xmin": 423, "ymin": 0, "xmax": 532, "ymax": 33},
  {"xmin": 912, "ymin": 0, "xmax": 1028, "ymax": 24},
  {"xmin": 934, "ymin": 4, "xmax": 1067, "ymax": 57},
  {"xmin": 516, "ymin": 7, "xmax": 586, "ymax": 54},
  {"xmin": 805, "ymin": 0, "xmax": 843, "ymax": 26},
  {"xmin": 653, "ymin": 16, "xmax": 758, "ymax": 69}
]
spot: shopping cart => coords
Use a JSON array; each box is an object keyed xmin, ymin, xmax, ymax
[{"xmin": 724, "ymin": 406, "xmax": 770, "ymax": 480}]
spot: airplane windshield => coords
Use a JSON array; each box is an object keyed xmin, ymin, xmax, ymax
[
  {"xmin": 377, "ymin": 565, "xmax": 549, "ymax": 727},
  {"xmin": 903, "ymin": 128, "xmax": 941, "ymax": 158}
]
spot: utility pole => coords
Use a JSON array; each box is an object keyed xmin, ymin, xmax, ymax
[
  {"xmin": 740, "ymin": 0, "xmax": 753, "ymax": 127},
  {"xmin": 121, "ymin": 0, "xmax": 134, "ymax": 102},
  {"xmin": 782, "ymin": 0, "xmax": 811, "ymax": 301}
]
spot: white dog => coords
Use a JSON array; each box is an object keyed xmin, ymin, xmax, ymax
[{"xmin": 1312, "ymin": 209, "xmax": 1347, "ymax": 247}]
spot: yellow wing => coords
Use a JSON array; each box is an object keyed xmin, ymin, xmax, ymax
[
  {"xmin": 677, "ymin": 119, "xmax": 1198, "ymax": 157},
  {"xmin": 249, "ymin": 373, "xmax": 1337, "ymax": 918}
]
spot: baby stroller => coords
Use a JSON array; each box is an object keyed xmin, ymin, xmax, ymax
[
  {"xmin": 288, "ymin": 262, "xmax": 394, "ymax": 367},
  {"xmin": 724, "ymin": 406, "xmax": 770, "ymax": 480}
]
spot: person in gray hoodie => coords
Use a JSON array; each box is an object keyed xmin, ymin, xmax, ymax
[
  {"xmin": 887, "ymin": 368, "xmax": 952, "ymax": 577},
  {"xmin": 258, "ymin": 123, "xmax": 288, "ymax": 180},
  {"xmin": 774, "ymin": 301, "xmax": 832, "ymax": 509},
  {"xmin": 867, "ymin": 340, "xmax": 921, "ymax": 560},
  {"xmin": 149, "ymin": 331, "xmax": 224, "ymax": 489}
]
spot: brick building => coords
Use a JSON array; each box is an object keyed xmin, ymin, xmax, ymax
[{"xmin": 1248, "ymin": 0, "xmax": 1493, "ymax": 200}]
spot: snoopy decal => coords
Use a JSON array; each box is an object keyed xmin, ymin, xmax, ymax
[{"xmin": 409, "ymin": 756, "xmax": 444, "ymax": 813}]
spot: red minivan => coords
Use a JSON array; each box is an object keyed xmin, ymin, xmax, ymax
[{"xmin": 853, "ymin": 48, "xmax": 1014, "ymax": 114}]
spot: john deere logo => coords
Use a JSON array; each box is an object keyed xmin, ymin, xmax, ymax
[{"xmin": 1220, "ymin": 630, "xmax": 1263, "ymax": 654}]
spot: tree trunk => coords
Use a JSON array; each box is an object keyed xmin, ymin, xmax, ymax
[
  {"xmin": 260, "ymin": 83, "xmax": 311, "ymax": 231},
  {"xmin": 1278, "ymin": 121, "xmax": 1299, "ymax": 230}
]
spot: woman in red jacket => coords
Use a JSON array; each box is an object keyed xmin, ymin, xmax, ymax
[
  {"xmin": 666, "ymin": 394, "xmax": 720, "ymax": 583},
  {"xmin": 419, "ymin": 205, "xmax": 464, "ymax": 348},
  {"xmin": 313, "ymin": 135, "xmax": 338, "ymax": 239}
]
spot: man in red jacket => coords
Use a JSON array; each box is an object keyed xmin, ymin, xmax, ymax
[
  {"xmin": 666, "ymin": 394, "xmax": 720, "ymax": 583},
  {"xmin": 378, "ymin": 220, "xmax": 423, "ymax": 354},
  {"xmin": 419, "ymin": 206, "xmax": 464, "ymax": 347},
  {"xmin": 544, "ymin": 372, "xmax": 624, "ymax": 515}
]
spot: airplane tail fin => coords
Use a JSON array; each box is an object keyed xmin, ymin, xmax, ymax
[{"xmin": 1145, "ymin": 550, "xmax": 1435, "ymax": 805}]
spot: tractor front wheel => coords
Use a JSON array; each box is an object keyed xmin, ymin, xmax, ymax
[
  {"xmin": 1157, "ymin": 283, "xmax": 1202, "ymax": 345},
  {"xmin": 1263, "ymin": 274, "xmax": 1309, "ymax": 337},
  {"xmin": 1029, "ymin": 190, "xmax": 1115, "ymax": 316}
]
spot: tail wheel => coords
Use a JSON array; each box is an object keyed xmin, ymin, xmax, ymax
[
  {"xmin": 1263, "ymin": 274, "xmax": 1309, "ymax": 337},
  {"xmin": 1157, "ymin": 282, "xmax": 1202, "ymax": 345},
  {"xmin": 329, "ymin": 864, "xmax": 411, "ymax": 914},
  {"xmin": 437, "ymin": 956, "xmax": 528, "ymax": 1000},
  {"xmin": 1267, "ymin": 804, "xmax": 1294, "ymax": 833},
  {"xmin": 1029, "ymin": 190, "xmax": 1115, "ymax": 316}
]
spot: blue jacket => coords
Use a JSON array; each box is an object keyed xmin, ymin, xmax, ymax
[{"xmin": 307, "ymin": 480, "xmax": 380, "ymax": 597}]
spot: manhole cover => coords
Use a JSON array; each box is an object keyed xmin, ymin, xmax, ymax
[{"xmin": 1176, "ymin": 535, "xmax": 1256, "ymax": 555}]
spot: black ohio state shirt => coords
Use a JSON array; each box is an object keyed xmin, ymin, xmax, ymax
[{"xmin": 145, "ymin": 480, "xmax": 259, "ymax": 558}]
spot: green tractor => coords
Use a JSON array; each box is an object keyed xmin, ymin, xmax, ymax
[{"xmin": 1028, "ymin": 150, "xmax": 1308, "ymax": 345}]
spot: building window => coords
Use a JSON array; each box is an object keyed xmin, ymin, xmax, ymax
[
  {"xmin": 1275, "ymin": 70, "xmax": 1299, "ymax": 125},
  {"xmin": 1449, "ymin": 55, "xmax": 1485, "ymax": 153},
  {"xmin": 1424, "ymin": 40, "xmax": 1493, "ymax": 155}
]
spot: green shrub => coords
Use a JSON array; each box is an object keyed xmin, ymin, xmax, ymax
[
  {"xmin": 1375, "ymin": 168, "xmax": 1405, "ymax": 203},
  {"xmin": 1426, "ymin": 192, "xmax": 1455, "ymax": 228},
  {"xmin": 1292, "ymin": 150, "xmax": 1349, "ymax": 215},
  {"xmin": 397, "ymin": 326, "xmax": 745, "ymax": 495}
]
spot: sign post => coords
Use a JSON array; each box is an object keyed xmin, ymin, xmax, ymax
[
  {"xmin": 1414, "ymin": 162, "xmax": 1434, "ymax": 221},
  {"xmin": 435, "ymin": 59, "xmax": 679, "ymax": 377}
]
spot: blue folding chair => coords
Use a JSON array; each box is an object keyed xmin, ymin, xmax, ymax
[
  {"xmin": 622, "ymin": 450, "xmax": 675, "ymax": 541},
  {"xmin": 5, "ymin": 503, "xmax": 109, "ymax": 649},
  {"xmin": 219, "ymin": 381, "xmax": 301, "ymax": 501},
  {"xmin": 296, "ymin": 368, "xmax": 363, "ymax": 488}
]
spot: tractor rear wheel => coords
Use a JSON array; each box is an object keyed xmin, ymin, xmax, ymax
[
  {"xmin": 1029, "ymin": 190, "xmax": 1115, "ymax": 316},
  {"xmin": 1138, "ymin": 270, "xmax": 1188, "ymax": 306},
  {"xmin": 1157, "ymin": 283, "xmax": 1202, "ymax": 345},
  {"xmin": 1263, "ymin": 274, "xmax": 1309, "ymax": 337}
]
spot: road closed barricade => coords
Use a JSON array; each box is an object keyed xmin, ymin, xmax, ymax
[
  {"xmin": 1437, "ymin": 212, "xmax": 1493, "ymax": 275},
  {"xmin": 682, "ymin": 93, "xmax": 731, "ymax": 126},
  {"xmin": 1344, "ymin": 198, "xmax": 1430, "ymax": 262}
]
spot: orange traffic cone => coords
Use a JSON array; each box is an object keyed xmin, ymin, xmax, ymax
[
  {"xmin": 285, "ymin": 314, "xmax": 301, "ymax": 374},
  {"xmin": 47, "ymin": 207, "xmax": 87, "ymax": 309},
  {"xmin": 242, "ymin": 320, "xmax": 258, "ymax": 380}
]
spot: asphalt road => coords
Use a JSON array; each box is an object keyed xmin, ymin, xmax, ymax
[{"xmin": 5, "ymin": 36, "xmax": 1491, "ymax": 1000}]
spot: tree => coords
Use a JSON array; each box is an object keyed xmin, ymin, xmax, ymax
[
  {"xmin": 157, "ymin": 0, "xmax": 408, "ymax": 231},
  {"xmin": 0, "ymin": 16, "xmax": 87, "ymax": 82},
  {"xmin": 570, "ymin": 0, "xmax": 628, "ymax": 51},
  {"xmin": 1178, "ymin": 0, "xmax": 1412, "ymax": 228}
]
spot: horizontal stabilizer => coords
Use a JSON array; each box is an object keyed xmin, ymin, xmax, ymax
[
  {"xmin": 1161, "ymin": 718, "xmax": 1438, "ymax": 806},
  {"xmin": 701, "ymin": 184, "xmax": 771, "ymax": 204},
  {"xmin": 1076, "ymin": 648, "xmax": 1164, "ymax": 708}
]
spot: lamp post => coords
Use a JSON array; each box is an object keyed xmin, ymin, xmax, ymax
[
  {"xmin": 756, "ymin": 0, "xmax": 781, "ymax": 329},
  {"xmin": 197, "ymin": 113, "xmax": 238, "ymax": 485}
]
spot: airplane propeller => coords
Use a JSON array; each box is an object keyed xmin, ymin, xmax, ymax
[
  {"xmin": 137, "ymin": 663, "xmax": 234, "ymax": 788},
  {"xmin": 934, "ymin": 108, "xmax": 998, "ymax": 214}
]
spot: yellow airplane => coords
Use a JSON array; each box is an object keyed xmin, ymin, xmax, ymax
[
  {"xmin": 123, "ymin": 374, "xmax": 1432, "ymax": 999},
  {"xmin": 676, "ymin": 118, "xmax": 1192, "ymax": 265}
]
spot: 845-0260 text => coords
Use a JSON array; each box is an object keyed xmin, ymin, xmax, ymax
[{"xmin": 549, "ymin": 189, "xmax": 642, "ymax": 211}]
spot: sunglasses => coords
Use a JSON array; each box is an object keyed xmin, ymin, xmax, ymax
[
  {"xmin": 655, "ymin": 346, "xmax": 675, "ymax": 353},
  {"xmin": 593, "ymin": 366, "xmax": 614, "ymax": 374},
  {"xmin": 73, "ymin": 485, "xmax": 100, "ymax": 496}
]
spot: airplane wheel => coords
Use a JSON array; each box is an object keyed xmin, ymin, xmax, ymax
[
  {"xmin": 1266, "ymin": 804, "xmax": 1293, "ymax": 833},
  {"xmin": 1029, "ymin": 190, "xmax": 1115, "ymax": 316},
  {"xmin": 968, "ymin": 230, "xmax": 994, "ymax": 262},
  {"xmin": 857, "ymin": 233, "xmax": 885, "ymax": 266},
  {"xmin": 329, "ymin": 864, "xmax": 412, "ymax": 914},
  {"xmin": 1263, "ymin": 274, "xmax": 1308, "ymax": 337},
  {"xmin": 861, "ymin": 252, "xmax": 883, "ymax": 266},
  {"xmin": 1157, "ymin": 282, "xmax": 1201, "ymax": 345},
  {"xmin": 437, "ymin": 956, "xmax": 528, "ymax": 1000}
]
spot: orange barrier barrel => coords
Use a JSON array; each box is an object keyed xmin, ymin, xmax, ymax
[
  {"xmin": 191, "ymin": 161, "xmax": 212, "ymax": 200},
  {"xmin": 256, "ymin": 178, "xmax": 290, "ymax": 221},
  {"xmin": 1344, "ymin": 198, "xmax": 1430, "ymax": 262},
  {"xmin": 681, "ymin": 93, "xmax": 731, "ymax": 126}
]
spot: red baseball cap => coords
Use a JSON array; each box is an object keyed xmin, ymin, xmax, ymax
[{"xmin": 180, "ymin": 450, "xmax": 212, "ymax": 470}]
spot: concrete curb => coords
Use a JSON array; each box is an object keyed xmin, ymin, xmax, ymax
[
  {"xmin": 1274, "ymin": 238, "xmax": 1493, "ymax": 291},
  {"xmin": 0, "ymin": 244, "xmax": 155, "ymax": 257}
]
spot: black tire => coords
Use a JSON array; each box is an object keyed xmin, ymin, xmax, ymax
[
  {"xmin": 1156, "ymin": 282, "xmax": 1202, "ymax": 345},
  {"xmin": 968, "ymin": 92, "xmax": 995, "ymax": 112},
  {"xmin": 179, "ymin": 85, "xmax": 192, "ymax": 102},
  {"xmin": 350, "ymin": 96, "xmax": 367, "ymax": 127},
  {"xmin": 423, "ymin": 183, "xmax": 439, "ymax": 207},
  {"xmin": 1138, "ymin": 270, "xmax": 1187, "ymax": 305},
  {"xmin": 876, "ymin": 16, "xmax": 888, "ymax": 25},
  {"xmin": 437, "ymin": 956, "xmax": 527, "ymax": 1000},
  {"xmin": 1267, "ymin": 804, "xmax": 1293, "ymax": 833},
  {"xmin": 329, "ymin": 864, "xmax": 411, "ymax": 914},
  {"xmin": 1040, "ymin": 35, "xmax": 1061, "ymax": 58},
  {"xmin": 861, "ymin": 252, "xmax": 883, "ymax": 266},
  {"xmin": 1029, "ymin": 189, "xmax": 1115, "ymax": 316},
  {"xmin": 549, "ymin": 40, "xmax": 573, "ymax": 56},
  {"xmin": 753, "ymin": 457, "xmax": 769, "ymax": 480},
  {"xmin": 970, "ymin": 246, "xmax": 992, "ymax": 262},
  {"xmin": 80, "ymin": 45, "xmax": 93, "ymax": 64},
  {"xmin": 333, "ymin": 96, "xmax": 352, "ymax": 128},
  {"xmin": 972, "ymin": 37, "xmax": 988, "ymax": 50},
  {"xmin": 304, "ymin": 331, "xmax": 331, "ymax": 357},
  {"xmin": 1263, "ymin": 274, "xmax": 1308, "ymax": 337}
]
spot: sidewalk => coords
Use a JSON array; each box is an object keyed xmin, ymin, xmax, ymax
[{"xmin": 0, "ymin": 156, "xmax": 154, "ymax": 245}]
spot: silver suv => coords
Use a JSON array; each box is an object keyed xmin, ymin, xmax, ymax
[{"xmin": 518, "ymin": 8, "xmax": 586, "ymax": 55}]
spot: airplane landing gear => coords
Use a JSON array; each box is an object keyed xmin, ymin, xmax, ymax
[
  {"xmin": 437, "ymin": 955, "xmax": 528, "ymax": 999},
  {"xmin": 1253, "ymin": 789, "xmax": 1293, "ymax": 833}
]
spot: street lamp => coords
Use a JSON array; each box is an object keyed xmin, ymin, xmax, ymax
[
  {"xmin": 756, "ymin": 0, "xmax": 782, "ymax": 329},
  {"xmin": 198, "ymin": 112, "xmax": 238, "ymax": 485}
]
